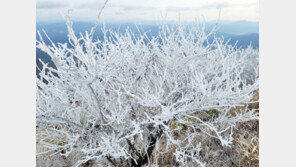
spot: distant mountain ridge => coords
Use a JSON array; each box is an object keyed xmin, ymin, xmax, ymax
[
  {"xmin": 36, "ymin": 20, "xmax": 259, "ymax": 62},
  {"xmin": 206, "ymin": 20, "xmax": 259, "ymax": 35},
  {"xmin": 228, "ymin": 33, "xmax": 259, "ymax": 49}
]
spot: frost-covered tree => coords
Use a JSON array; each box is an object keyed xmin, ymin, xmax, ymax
[{"xmin": 36, "ymin": 5, "xmax": 259, "ymax": 167}]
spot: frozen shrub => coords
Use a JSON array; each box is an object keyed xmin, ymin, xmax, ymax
[{"xmin": 36, "ymin": 11, "xmax": 259, "ymax": 167}]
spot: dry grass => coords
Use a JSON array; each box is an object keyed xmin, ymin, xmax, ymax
[
  {"xmin": 36, "ymin": 90, "xmax": 259, "ymax": 167},
  {"xmin": 235, "ymin": 133, "xmax": 259, "ymax": 167},
  {"xmin": 150, "ymin": 90, "xmax": 259, "ymax": 167}
]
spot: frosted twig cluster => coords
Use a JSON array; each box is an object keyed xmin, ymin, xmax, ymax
[{"xmin": 36, "ymin": 15, "xmax": 259, "ymax": 166}]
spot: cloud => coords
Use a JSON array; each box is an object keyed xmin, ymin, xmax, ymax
[
  {"xmin": 36, "ymin": 0, "xmax": 259, "ymax": 22},
  {"xmin": 67, "ymin": 1, "xmax": 158, "ymax": 12},
  {"xmin": 36, "ymin": 1, "xmax": 68, "ymax": 9},
  {"xmin": 167, "ymin": 2, "xmax": 257, "ymax": 12},
  {"xmin": 167, "ymin": 3, "xmax": 229, "ymax": 12},
  {"xmin": 112, "ymin": 4, "xmax": 159, "ymax": 12},
  {"xmin": 202, "ymin": 2, "xmax": 257, "ymax": 9},
  {"xmin": 121, "ymin": 6, "xmax": 158, "ymax": 11},
  {"xmin": 167, "ymin": 6, "xmax": 192, "ymax": 12},
  {"xmin": 201, "ymin": 2, "xmax": 230, "ymax": 9},
  {"xmin": 239, "ymin": 2, "xmax": 258, "ymax": 8},
  {"xmin": 74, "ymin": 1, "xmax": 104, "ymax": 9},
  {"xmin": 115, "ymin": 11, "xmax": 125, "ymax": 15}
]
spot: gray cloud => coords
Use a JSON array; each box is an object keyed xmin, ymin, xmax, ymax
[
  {"xmin": 37, "ymin": 1, "xmax": 68, "ymax": 9},
  {"xmin": 167, "ymin": 6, "xmax": 192, "ymax": 12},
  {"xmin": 202, "ymin": 2, "xmax": 230, "ymax": 9},
  {"xmin": 167, "ymin": 2, "xmax": 257, "ymax": 12},
  {"xmin": 121, "ymin": 6, "xmax": 157, "ymax": 11},
  {"xmin": 239, "ymin": 2, "xmax": 258, "ymax": 8},
  {"xmin": 69, "ymin": 2, "xmax": 158, "ymax": 12},
  {"xmin": 75, "ymin": 1, "xmax": 104, "ymax": 9},
  {"xmin": 202, "ymin": 2, "xmax": 257, "ymax": 9},
  {"xmin": 36, "ymin": 1, "xmax": 258, "ymax": 22},
  {"xmin": 115, "ymin": 11, "xmax": 125, "ymax": 15}
]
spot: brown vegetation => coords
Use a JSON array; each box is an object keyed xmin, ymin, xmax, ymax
[{"xmin": 36, "ymin": 90, "xmax": 259, "ymax": 167}]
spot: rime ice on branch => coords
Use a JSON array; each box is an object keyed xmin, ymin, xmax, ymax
[{"xmin": 36, "ymin": 13, "xmax": 259, "ymax": 166}]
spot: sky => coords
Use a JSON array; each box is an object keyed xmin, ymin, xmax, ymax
[{"xmin": 36, "ymin": 0, "xmax": 259, "ymax": 23}]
